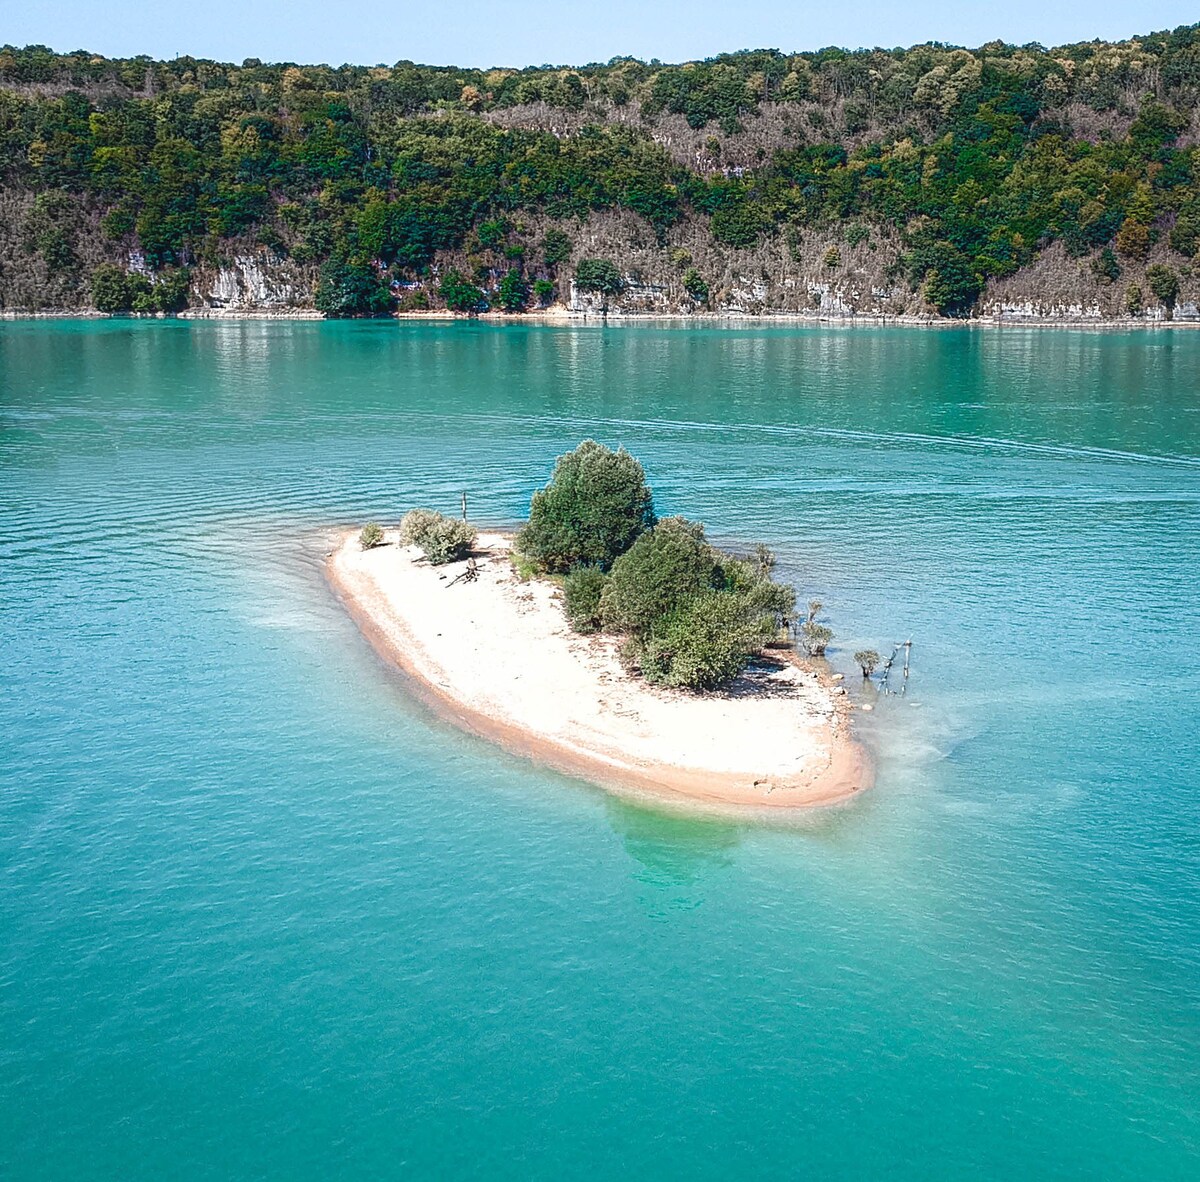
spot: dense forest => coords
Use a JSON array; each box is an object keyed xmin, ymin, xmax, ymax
[{"xmin": 3, "ymin": 26, "xmax": 1200, "ymax": 318}]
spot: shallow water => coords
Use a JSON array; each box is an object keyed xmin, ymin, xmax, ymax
[{"xmin": 2, "ymin": 319, "xmax": 1199, "ymax": 1179}]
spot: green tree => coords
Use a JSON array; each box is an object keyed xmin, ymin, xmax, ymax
[
  {"xmin": 854, "ymin": 649, "xmax": 880, "ymax": 677},
  {"xmin": 517, "ymin": 440, "xmax": 656, "ymax": 573},
  {"xmin": 563, "ymin": 566, "xmax": 609, "ymax": 633},
  {"xmin": 637, "ymin": 589, "xmax": 779, "ymax": 690},
  {"xmin": 90, "ymin": 263, "xmax": 131, "ymax": 312},
  {"xmin": 542, "ymin": 228, "xmax": 572, "ymax": 267},
  {"xmin": 438, "ymin": 269, "xmax": 487, "ymax": 313},
  {"xmin": 359, "ymin": 523, "xmax": 384, "ymax": 549},
  {"xmin": 574, "ymin": 258, "xmax": 624, "ymax": 296},
  {"xmin": 1091, "ymin": 247, "xmax": 1121, "ymax": 283},
  {"xmin": 314, "ymin": 257, "xmax": 391, "ymax": 316},
  {"xmin": 494, "ymin": 269, "xmax": 529, "ymax": 312},
  {"xmin": 682, "ymin": 267, "xmax": 709, "ymax": 302},
  {"xmin": 599, "ymin": 518, "xmax": 716, "ymax": 636},
  {"xmin": 1146, "ymin": 264, "xmax": 1179, "ymax": 315}
]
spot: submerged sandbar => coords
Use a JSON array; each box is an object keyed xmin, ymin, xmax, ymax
[{"xmin": 328, "ymin": 529, "xmax": 872, "ymax": 811}]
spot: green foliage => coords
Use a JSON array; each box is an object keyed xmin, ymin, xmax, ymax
[
  {"xmin": 314, "ymin": 257, "xmax": 390, "ymax": 316},
  {"xmin": 854, "ymin": 648, "xmax": 880, "ymax": 677},
  {"xmin": 823, "ymin": 245, "xmax": 841, "ymax": 268},
  {"xmin": 359, "ymin": 522, "xmax": 384, "ymax": 549},
  {"xmin": 90, "ymin": 263, "xmax": 189, "ymax": 313},
  {"xmin": 90, "ymin": 263, "xmax": 131, "ymax": 312},
  {"xmin": 1146, "ymin": 263, "xmax": 1180, "ymax": 310},
  {"xmin": 1091, "ymin": 247, "xmax": 1121, "ymax": 283},
  {"xmin": 494, "ymin": 269, "xmax": 529, "ymax": 312},
  {"xmin": 574, "ymin": 257, "xmax": 624, "ymax": 295},
  {"xmin": 600, "ymin": 518, "xmax": 717, "ymax": 636},
  {"xmin": 682, "ymin": 268, "xmax": 709, "ymax": 302},
  {"xmin": 909, "ymin": 241, "xmax": 983, "ymax": 317},
  {"xmin": 635, "ymin": 590, "xmax": 779, "ymax": 690},
  {"xmin": 438, "ymin": 269, "xmax": 487, "ymax": 313},
  {"xmin": 563, "ymin": 566, "xmax": 609, "ymax": 633},
  {"xmin": 800, "ymin": 621, "xmax": 832, "ymax": 656},
  {"xmin": 398, "ymin": 508, "xmax": 477, "ymax": 565},
  {"xmin": 532, "ymin": 278, "xmax": 555, "ymax": 305},
  {"xmin": 8, "ymin": 30, "xmax": 1200, "ymax": 315},
  {"xmin": 541, "ymin": 228, "xmax": 572, "ymax": 267},
  {"xmin": 516, "ymin": 440, "xmax": 656, "ymax": 573},
  {"xmin": 1125, "ymin": 283, "xmax": 1144, "ymax": 315}
]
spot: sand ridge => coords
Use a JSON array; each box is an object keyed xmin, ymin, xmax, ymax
[{"xmin": 327, "ymin": 530, "xmax": 872, "ymax": 811}]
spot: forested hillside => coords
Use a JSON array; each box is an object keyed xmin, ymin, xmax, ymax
[{"xmin": 3, "ymin": 27, "xmax": 1200, "ymax": 319}]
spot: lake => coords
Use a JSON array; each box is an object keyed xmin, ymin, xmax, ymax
[{"xmin": 2, "ymin": 319, "xmax": 1199, "ymax": 1178}]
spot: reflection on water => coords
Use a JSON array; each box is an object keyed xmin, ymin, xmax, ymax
[{"xmin": 606, "ymin": 796, "xmax": 742, "ymax": 912}]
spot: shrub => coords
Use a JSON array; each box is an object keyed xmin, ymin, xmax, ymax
[
  {"xmin": 314, "ymin": 256, "xmax": 391, "ymax": 316},
  {"xmin": 494, "ymin": 269, "xmax": 529, "ymax": 312},
  {"xmin": 532, "ymin": 278, "xmax": 555, "ymax": 305},
  {"xmin": 542, "ymin": 228, "xmax": 572, "ymax": 268},
  {"xmin": 600, "ymin": 517, "xmax": 715, "ymax": 635},
  {"xmin": 563, "ymin": 566, "xmax": 608, "ymax": 633},
  {"xmin": 801, "ymin": 621, "xmax": 832, "ymax": 656},
  {"xmin": 516, "ymin": 440, "xmax": 656, "ymax": 573},
  {"xmin": 359, "ymin": 522, "xmax": 384, "ymax": 549},
  {"xmin": 1125, "ymin": 283, "xmax": 1144, "ymax": 315},
  {"xmin": 1091, "ymin": 247, "xmax": 1121, "ymax": 283},
  {"xmin": 91, "ymin": 263, "xmax": 131, "ymax": 312},
  {"xmin": 1146, "ymin": 264, "xmax": 1179, "ymax": 313},
  {"xmin": 823, "ymin": 245, "xmax": 842, "ymax": 268},
  {"xmin": 682, "ymin": 267, "xmax": 709, "ymax": 302},
  {"xmin": 439, "ymin": 269, "xmax": 488, "ymax": 313},
  {"xmin": 636, "ymin": 590, "xmax": 779, "ymax": 690},
  {"xmin": 399, "ymin": 509, "xmax": 477, "ymax": 564},
  {"xmin": 854, "ymin": 648, "xmax": 880, "ymax": 677},
  {"xmin": 574, "ymin": 258, "xmax": 624, "ymax": 295}
]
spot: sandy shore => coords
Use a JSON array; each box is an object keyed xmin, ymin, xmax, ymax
[{"xmin": 327, "ymin": 529, "xmax": 872, "ymax": 812}]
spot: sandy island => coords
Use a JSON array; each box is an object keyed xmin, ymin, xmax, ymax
[{"xmin": 327, "ymin": 529, "xmax": 872, "ymax": 812}]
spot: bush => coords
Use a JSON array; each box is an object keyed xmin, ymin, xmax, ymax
[
  {"xmin": 399, "ymin": 508, "xmax": 477, "ymax": 565},
  {"xmin": 1146, "ymin": 264, "xmax": 1179, "ymax": 313},
  {"xmin": 516, "ymin": 440, "xmax": 655, "ymax": 573},
  {"xmin": 359, "ymin": 522, "xmax": 384, "ymax": 549},
  {"xmin": 439, "ymin": 269, "xmax": 488, "ymax": 313},
  {"xmin": 542, "ymin": 228, "xmax": 572, "ymax": 268},
  {"xmin": 532, "ymin": 278, "xmax": 555, "ymax": 306},
  {"xmin": 600, "ymin": 517, "xmax": 716, "ymax": 635},
  {"xmin": 494, "ymin": 269, "xmax": 529, "ymax": 312},
  {"xmin": 91, "ymin": 263, "xmax": 131, "ymax": 312},
  {"xmin": 854, "ymin": 648, "xmax": 880, "ymax": 677},
  {"xmin": 574, "ymin": 258, "xmax": 624, "ymax": 295},
  {"xmin": 563, "ymin": 566, "xmax": 608, "ymax": 633},
  {"xmin": 682, "ymin": 267, "xmax": 709, "ymax": 302},
  {"xmin": 314, "ymin": 256, "xmax": 391, "ymax": 316},
  {"xmin": 1091, "ymin": 247, "xmax": 1121, "ymax": 283},
  {"xmin": 636, "ymin": 590, "xmax": 779, "ymax": 690},
  {"xmin": 801, "ymin": 621, "xmax": 832, "ymax": 655}
]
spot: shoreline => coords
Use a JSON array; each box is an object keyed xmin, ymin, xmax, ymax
[
  {"xmin": 3, "ymin": 307, "xmax": 1198, "ymax": 330},
  {"xmin": 326, "ymin": 529, "xmax": 873, "ymax": 815}
]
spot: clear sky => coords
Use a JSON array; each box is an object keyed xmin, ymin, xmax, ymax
[{"xmin": 6, "ymin": 1, "xmax": 1198, "ymax": 68}]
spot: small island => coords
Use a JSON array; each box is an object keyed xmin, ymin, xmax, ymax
[{"xmin": 328, "ymin": 442, "xmax": 871, "ymax": 811}]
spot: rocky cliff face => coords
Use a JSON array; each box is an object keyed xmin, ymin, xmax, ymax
[{"xmin": 2, "ymin": 198, "xmax": 1195, "ymax": 323}]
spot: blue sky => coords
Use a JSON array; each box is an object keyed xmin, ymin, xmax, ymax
[{"xmin": 6, "ymin": 1, "xmax": 1198, "ymax": 67}]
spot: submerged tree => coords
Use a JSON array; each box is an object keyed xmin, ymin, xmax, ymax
[{"xmin": 854, "ymin": 648, "xmax": 880, "ymax": 678}]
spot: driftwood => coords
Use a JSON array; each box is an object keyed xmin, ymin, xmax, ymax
[{"xmin": 447, "ymin": 557, "xmax": 480, "ymax": 586}]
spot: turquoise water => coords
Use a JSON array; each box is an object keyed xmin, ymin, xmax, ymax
[{"xmin": 2, "ymin": 320, "xmax": 1199, "ymax": 1179}]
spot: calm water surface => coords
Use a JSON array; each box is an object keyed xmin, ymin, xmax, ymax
[{"xmin": 2, "ymin": 320, "xmax": 1199, "ymax": 1178}]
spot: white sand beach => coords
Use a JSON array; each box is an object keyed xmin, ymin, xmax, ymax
[{"xmin": 327, "ymin": 530, "xmax": 872, "ymax": 811}]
